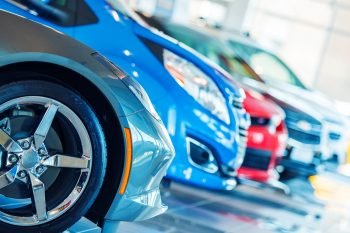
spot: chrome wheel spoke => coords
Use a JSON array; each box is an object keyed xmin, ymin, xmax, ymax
[
  {"xmin": 28, "ymin": 173, "xmax": 47, "ymax": 221},
  {"xmin": 0, "ymin": 167, "xmax": 16, "ymax": 189},
  {"xmin": 0, "ymin": 129, "xmax": 22, "ymax": 153},
  {"xmin": 0, "ymin": 96, "xmax": 93, "ymax": 226},
  {"xmin": 0, "ymin": 117, "xmax": 11, "ymax": 134},
  {"xmin": 42, "ymin": 154, "xmax": 89, "ymax": 169},
  {"xmin": 34, "ymin": 104, "xmax": 59, "ymax": 150}
]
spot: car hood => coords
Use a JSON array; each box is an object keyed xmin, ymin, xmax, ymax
[
  {"xmin": 267, "ymin": 81, "xmax": 348, "ymax": 126},
  {"xmin": 243, "ymin": 88, "xmax": 284, "ymax": 120},
  {"xmin": 241, "ymin": 78, "xmax": 348, "ymax": 127}
]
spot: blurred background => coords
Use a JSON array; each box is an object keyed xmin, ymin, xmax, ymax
[{"xmin": 127, "ymin": 0, "xmax": 350, "ymax": 115}]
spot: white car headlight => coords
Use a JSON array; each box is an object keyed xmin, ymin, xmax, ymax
[
  {"xmin": 163, "ymin": 49, "xmax": 230, "ymax": 125},
  {"xmin": 296, "ymin": 120, "xmax": 312, "ymax": 132}
]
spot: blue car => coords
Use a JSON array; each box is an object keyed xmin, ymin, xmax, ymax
[{"xmin": 0, "ymin": 0, "xmax": 249, "ymax": 190}]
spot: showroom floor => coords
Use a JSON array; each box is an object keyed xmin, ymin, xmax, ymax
[{"xmin": 68, "ymin": 170, "xmax": 350, "ymax": 233}]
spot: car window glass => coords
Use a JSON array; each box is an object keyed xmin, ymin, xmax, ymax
[
  {"xmin": 230, "ymin": 41, "xmax": 305, "ymax": 88},
  {"xmin": 212, "ymin": 42, "xmax": 259, "ymax": 80},
  {"xmin": 224, "ymin": 56, "xmax": 255, "ymax": 79},
  {"xmin": 166, "ymin": 26, "xmax": 260, "ymax": 82},
  {"xmin": 7, "ymin": 0, "xmax": 97, "ymax": 26},
  {"xmin": 199, "ymin": 43, "xmax": 220, "ymax": 65},
  {"xmin": 204, "ymin": 40, "xmax": 259, "ymax": 81},
  {"xmin": 8, "ymin": 0, "xmax": 74, "ymax": 25},
  {"xmin": 250, "ymin": 53, "xmax": 294, "ymax": 84}
]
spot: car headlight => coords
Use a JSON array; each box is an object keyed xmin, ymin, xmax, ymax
[
  {"xmin": 268, "ymin": 115, "xmax": 283, "ymax": 134},
  {"xmin": 296, "ymin": 120, "xmax": 312, "ymax": 132},
  {"xmin": 93, "ymin": 52, "xmax": 161, "ymax": 120},
  {"xmin": 163, "ymin": 49, "xmax": 230, "ymax": 124}
]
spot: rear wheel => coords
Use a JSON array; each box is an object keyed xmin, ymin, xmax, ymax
[{"xmin": 0, "ymin": 80, "xmax": 107, "ymax": 233}]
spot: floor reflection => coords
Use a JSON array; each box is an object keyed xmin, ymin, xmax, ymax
[{"xmin": 120, "ymin": 171, "xmax": 350, "ymax": 233}]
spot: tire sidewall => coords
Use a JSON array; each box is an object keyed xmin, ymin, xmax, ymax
[{"xmin": 0, "ymin": 80, "xmax": 107, "ymax": 233}]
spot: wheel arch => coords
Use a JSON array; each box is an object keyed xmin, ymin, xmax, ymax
[{"xmin": 0, "ymin": 60, "xmax": 126, "ymax": 225}]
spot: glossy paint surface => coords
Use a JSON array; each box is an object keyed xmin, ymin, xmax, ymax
[
  {"xmin": 0, "ymin": 10, "xmax": 174, "ymax": 222},
  {"xmin": 239, "ymin": 90, "xmax": 288, "ymax": 182},
  {"xmin": 0, "ymin": 0, "xmax": 245, "ymax": 191}
]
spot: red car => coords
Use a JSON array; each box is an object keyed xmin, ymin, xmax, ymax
[{"xmin": 239, "ymin": 89, "xmax": 288, "ymax": 182}]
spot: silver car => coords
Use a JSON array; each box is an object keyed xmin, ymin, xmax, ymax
[{"xmin": 0, "ymin": 10, "xmax": 174, "ymax": 233}]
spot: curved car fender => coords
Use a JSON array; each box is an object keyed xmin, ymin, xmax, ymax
[
  {"xmin": 0, "ymin": 10, "xmax": 145, "ymax": 118},
  {"xmin": 0, "ymin": 52, "xmax": 139, "ymax": 119}
]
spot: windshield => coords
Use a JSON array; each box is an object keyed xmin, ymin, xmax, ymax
[
  {"xmin": 166, "ymin": 25, "xmax": 260, "ymax": 82},
  {"xmin": 229, "ymin": 41, "xmax": 306, "ymax": 88}
]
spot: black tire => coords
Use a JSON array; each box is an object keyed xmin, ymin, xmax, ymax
[{"xmin": 0, "ymin": 80, "xmax": 107, "ymax": 233}]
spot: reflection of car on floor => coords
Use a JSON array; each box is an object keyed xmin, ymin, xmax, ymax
[
  {"xmin": 0, "ymin": 0, "xmax": 250, "ymax": 190},
  {"xmin": 0, "ymin": 10, "xmax": 174, "ymax": 233},
  {"xmin": 141, "ymin": 20, "xmax": 288, "ymax": 183}
]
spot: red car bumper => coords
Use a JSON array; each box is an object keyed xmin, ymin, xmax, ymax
[
  {"xmin": 238, "ymin": 90, "xmax": 288, "ymax": 183},
  {"xmin": 238, "ymin": 124, "xmax": 287, "ymax": 182}
]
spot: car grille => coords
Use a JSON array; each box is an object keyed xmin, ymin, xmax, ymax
[
  {"xmin": 329, "ymin": 132, "xmax": 341, "ymax": 141},
  {"xmin": 288, "ymin": 128, "xmax": 321, "ymax": 145},
  {"xmin": 232, "ymin": 96, "xmax": 249, "ymax": 169},
  {"xmin": 284, "ymin": 109, "xmax": 321, "ymax": 126},
  {"xmin": 232, "ymin": 97, "xmax": 244, "ymax": 109},
  {"xmin": 251, "ymin": 117, "xmax": 270, "ymax": 126},
  {"xmin": 283, "ymin": 108, "xmax": 322, "ymax": 145},
  {"xmin": 242, "ymin": 148, "xmax": 272, "ymax": 171}
]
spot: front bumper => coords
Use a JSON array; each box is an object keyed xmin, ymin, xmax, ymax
[
  {"xmin": 322, "ymin": 123, "xmax": 348, "ymax": 162},
  {"xmin": 168, "ymin": 165, "xmax": 238, "ymax": 191},
  {"xmin": 238, "ymin": 167, "xmax": 279, "ymax": 182},
  {"xmin": 105, "ymin": 109, "xmax": 174, "ymax": 222},
  {"xmin": 324, "ymin": 137, "xmax": 347, "ymax": 162},
  {"xmin": 286, "ymin": 138, "xmax": 323, "ymax": 162},
  {"xmin": 238, "ymin": 124, "xmax": 286, "ymax": 182},
  {"xmin": 165, "ymin": 126, "xmax": 240, "ymax": 191},
  {"xmin": 157, "ymin": 96, "xmax": 243, "ymax": 191},
  {"xmin": 279, "ymin": 157, "xmax": 319, "ymax": 177},
  {"xmin": 279, "ymin": 142, "xmax": 322, "ymax": 177},
  {"xmin": 285, "ymin": 122, "xmax": 347, "ymax": 164},
  {"xmin": 284, "ymin": 120, "xmax": 347, "ymax": 163}
]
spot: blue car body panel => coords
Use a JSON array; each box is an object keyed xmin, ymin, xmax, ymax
[{"xmin": 0, "ymin": 1, "xmax": 246, "ymax": 192}]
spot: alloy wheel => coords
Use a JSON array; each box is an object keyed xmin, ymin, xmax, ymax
[{"xmin": 0, "ymin": 96, "xmax": 92, "ymax": 226}]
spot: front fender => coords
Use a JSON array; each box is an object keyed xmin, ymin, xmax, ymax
[{"xmin": 0, "ymin": 52, "xmax": 144, "ymax": 118}]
